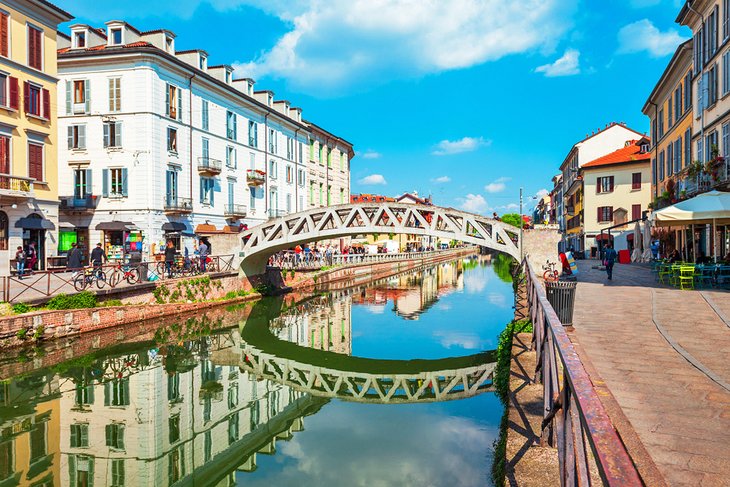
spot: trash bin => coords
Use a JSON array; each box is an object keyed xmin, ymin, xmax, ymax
[
  {"xmin": 128, "ymin": 252, "xmax": 147, "ymax": 281},
  {"xmin": 545, "ymin": 280, "xmax": 577, "ymax": 326}
]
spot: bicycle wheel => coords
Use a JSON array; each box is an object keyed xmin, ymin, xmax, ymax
[
  {"xmin": 126, "ymin": 268, "xmax": 140, "ymax": 284},
  {"xmin": 543, "ymin": 270, "xmax": 557, "ymax": 282},
  {"xmin": 207, "ymin": 260, "xmax": 218, "ymax": 273},
  {"xmin": 95, "ymin": 271, "xmax": 107, "ymax": 289},
  {"xmin": 109, "ymin": 270, "xmax": 121, "ymax": 288},
  {"xmin": 73, "ymin": 275, "xmax": 87, "ymax": 292},
  {"xmin": 156, "ymin": 262, "xmax": 166, "ymax": 277}
]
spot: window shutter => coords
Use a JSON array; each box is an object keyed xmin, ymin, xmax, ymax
[
  {"xmin": 84, "ymin": 80, "xmax": 90, "ymax": 113},
  {"xmin": 70, "ymin": 426, "xmax": 77, "ymax": 447},
  {"xmin": 609, "ymin": 176, "xmax": 614, "ymax": 192},
  {"xmin": 9, "ymin": 77, "xmax": 18, "ymax": 110},
  {"xmin": 118, "ymin": 425, "xmax": 125, "ymax": 450},
  {"xmin": 166, "ymin": 170, "xmax": 171, "ymax": 197},
  {"xmin": 85, "ymin": 169, "xmax": 92, "ymax": 196},
  {"xmin": 79, "ymin": 125, "xmax": 86, "ymax": 150},
  {"xmin": 177, "ymin": 88, "xmax": 182, "ymax": 120},
  {"xmin": 165, "ymin": 83, "xmax": 170, "ymax": 117},
  {"xmin": 103, "ymin": 123, "xmax": 109, "ymax": 148},
  {"xmin": 105, "ymin": 425, "xmax": 112, "ymax": 446},
  {"xmin": 121, "ymin": 168, "xmax": 128, "ymax": 196},
  {"xmin": 210, "ymin": 180, "xmax": 214, "ymax": 206},
  {"xmin": 67, "ymin": 126, "xmax": 73, "ymax": 149},
  {"xmin": 199, "ymin": 177, "xmax": 204, "ymax": 203},
  {"xmin": 597, "ymin": 207, "xmax": 602, "ymax": 222},
  {"xmin": 609, "ymin": 207, "xmax": 614, "ymax": 222},
  {"xmin": 42, "ymin": 88, "xmax": 50, "ymax": 119},
  {"xmin": 102, "ymin": 169, "xmax": 109, "ymax": 197},
  {"xmin": 23, "ymin": 81, "xmax": 29, "ymax": 113},
  {"xmin": 28, "ymin": 27, "xmax": 35, "ymax": 68},
  {"xmin": 108, "ymin": 78, "xmax": 113, "ymax": 111},
  {"xmin": 115, "ymin": 122, "xmax": 122, "ymax": 147},
  {"xmin": 0, "ymin": 14, "xmax": 8, "ymax": 57},
  {"xmin": 65, "ymin": 80, "xmax": 71, "ymax": 115}
]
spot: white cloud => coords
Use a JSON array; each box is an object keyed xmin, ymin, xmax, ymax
[
  {"xmin": 432, "ymin": 137, "xmax": 490, "ymax": 156},
  {"xmin": 484, "ymin": 177, "xmax": 511, "ymax": 194},
  {"xmin": 535, "ymin": 48, "xmax": 580, "ymax": 77},
  {"xmin": 434, "ymin": 331, "xmax": 483, "ymax": 350},
  {"xmin": 459, "ymin": 194, "xmax": 488, "ymax": 214},
  {"xmin": 432, "ymin": 176, "xmax": 451, "ymax": 184},
  {"xmin": 362, "ymin": 150, "xmax": 382, "ymax": 159},
  {"xmin": 358, "ymin": 174, "xmax": 387, "ymax": 185},
  {"xmin": 235, "ymin": 0, "xmax": 577, "ymax": 94},
  {"xmin": 535, "ymin": 188, "xmax": 550, "ymax": 198},
  {"xmin": 617, "ymin": 19, "xmax": 688, "ymax": 57}
]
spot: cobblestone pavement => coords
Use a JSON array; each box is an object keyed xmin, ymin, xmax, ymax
[{"xmin": 571, "ymin": 261, "xmax": 730, "ymax": 486}]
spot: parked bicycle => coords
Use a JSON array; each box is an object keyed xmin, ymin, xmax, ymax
[
  {"xmin": 156, "ymin": 257, "xmax": 198, "ymax": 278},
  {"xmin": 543, "ymin": 260, "xmax": 560, "ymax": 282},
  {"xmin": 108, "ymin": 263, "xmax": 140, "ymax": 287},
  {"xmin": 73, "ymin": 267, "xmax": 107, "ymax": 291}
]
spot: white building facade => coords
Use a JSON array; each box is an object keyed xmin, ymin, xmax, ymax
[{"xmin": 55, "ymin": 22, "xmax": 344, "ymax": 261}]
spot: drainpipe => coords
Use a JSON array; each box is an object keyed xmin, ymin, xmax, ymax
[{"xmin": 264, "ymin": 113, "xmax": 269, "ymax": 217}]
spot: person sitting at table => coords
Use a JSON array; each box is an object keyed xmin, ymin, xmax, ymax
[{"xmin": 667, "ymin": 248, "xmax": 681, "ymax": 263}]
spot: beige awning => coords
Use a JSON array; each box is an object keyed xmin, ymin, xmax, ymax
[{"xmin": 652, "ymin": 191, "xmax": 730, "ymax": 226}]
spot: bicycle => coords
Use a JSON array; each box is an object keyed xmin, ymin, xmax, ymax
[
  {"xmin": 109, "ymin": 263, "xmax": 140, "ymax": 287},
  {"xmin": 542, "ymin": 260, "xmax": 560, "ymax": 282},
  {"xmin": 73, "ymin": 266, "xmax": 107, "ymax": 291}
]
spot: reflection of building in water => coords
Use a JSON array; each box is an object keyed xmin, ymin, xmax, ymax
[
  {"xmin": 0, "ymin": 374, "xmax": 61, "ymax": 487},
  {"xmin": 54, "ymin": 331, "xmax": 313, "ymax": 486},
  {"xmin": 271, "ymin": 296, "xmax": 353, "ymax": 355}
]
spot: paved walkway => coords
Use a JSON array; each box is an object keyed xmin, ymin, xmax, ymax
[{"xmin": 572, "ymin": 261, "xmax": 730, "ymax": 486}]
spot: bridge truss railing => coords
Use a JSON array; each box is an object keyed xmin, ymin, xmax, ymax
[
  {"xmin": 268, "ymin": 247, "xmax": 467, "ymax": 270},
  {"xmin": 523, "ymin": 258, "xmax": 642, "ymax": 486}
]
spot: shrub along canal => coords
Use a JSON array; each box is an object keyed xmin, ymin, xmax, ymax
[{"xmin": 0, "ymin": 254, "xmax": 517, "ymax": 487}]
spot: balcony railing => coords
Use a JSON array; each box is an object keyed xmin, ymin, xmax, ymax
[
  {"xmin": 246, "ymin": 169, "xmax": 266, "ymax": 186},
  {"xmin": 60, "ymin": 195, "xmax": 99, "ymax": 211},
  {"xmin": 0, "ymin": 175, "xmax": 34, "ymax": 197},
  {"xmin": 268, "ymin": 209, "xmax": 287, "ymax": 219},
  {"xmin": 197, "ymin": 157, "xmax": 222, "ymax": 174},
  {"xmin": 224, "ymin": 203, "xmax": 247, "ymax": 218},
  {"xmin": 164, "ymin": 197, "xmax": 193, "ymax": 214}
]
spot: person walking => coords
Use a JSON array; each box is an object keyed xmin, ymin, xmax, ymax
[
  {"xmin": 164, "ymin": 240, "xmax": 176, "ymax": 278},
  {"xmin": 90, "ymin": 243, "xmax": 107, "ymax": 277},
  {"xmin": 14, "ymin": 246, "xmax": 25, "ymax": 279},
  {"xmin": 198, "ymin": 239, "xmax": 208, "ymax": 272},
  {"xmin": 604, "ymin": 243, "xmax": 618, "ymax": 281},
  {"xmin": 67, "ymin": 243, "xmax": 83, "ymax": 271},
  {"xmin": 26, "ymin": 242, "xmax": 37, "ymax": 273}
]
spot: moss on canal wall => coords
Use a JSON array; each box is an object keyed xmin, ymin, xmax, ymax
[{"xmin": 491, "ymin": 318, "xmax": 533, "ymax": 486}]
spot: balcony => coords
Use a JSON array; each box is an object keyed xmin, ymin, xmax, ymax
[
  {"xmin": 197, "ymin": 157, "xmax": 222, "ymax": 175},
  {"xmin": 0, "ymin": 175, "xmax": 34, "ymax": 198},
  {"xmin": 164, "ymin": 197, "xmax": 193, "ymax": 214},
  {"xmin": 247, "ymin": 169, "xmax": 266, "ymax": 186},
  {"xmin": 224, "ymin": 203, "xmax": 247, "ymax": 218},
  {"xmin": 268, "ymin": 209, "xmax": 287, "ymax": 219},
  {"xmin": 60, "ymin": 195, "xmax": 99, "ymax": 212}
]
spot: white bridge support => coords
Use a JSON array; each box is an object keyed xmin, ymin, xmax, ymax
[
  {"xmin": 239, "ymin": 203, "xmax": 521, "ymax": 276},
  {"xmin": 240, "ymin": 343, "xmax": 496, "ymax": 404}
]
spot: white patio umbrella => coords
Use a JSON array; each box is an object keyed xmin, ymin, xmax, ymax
[
  {"xmin": 642, "ymin": 221, "xmax": 653, "ymax": 262},
  {"xmin": 631, "ymin": 221, "xmax": 642, "ymax": 262}
]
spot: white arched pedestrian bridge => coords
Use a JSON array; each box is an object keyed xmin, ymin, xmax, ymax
[{"xmin": 239, "ymin": 203, "xmax": 521, "ymax": 276}]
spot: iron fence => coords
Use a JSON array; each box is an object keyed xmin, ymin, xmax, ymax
[
  {"xmin": 268, "ymin": 248, "xmax": 462, "ymax": 270},
  {"xmin": 523, "ymin": 257, "xmax": 642, "ymax": 486}
]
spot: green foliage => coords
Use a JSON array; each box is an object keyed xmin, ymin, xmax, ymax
[
  {"xmin": 500, "ymin": 213, "xmax": 523, "ymax": 228},
  {"xmin": 254, "ymin": 284, "xmax": 275, "ymax": 296},
  {"xmin": 32, "ymin": 325, "xmax": 45, "ymax": 341},
  {"xmin": 46, "ymin": 291, "xmax": 97, "ymax": 310},
  {"xmin": 153, "ymin": 284, "xmax": 171, "ymax": 304},
  {"xmin": 99, "ymin": 299, "xmax": 123, "ymax": 307},
  {"xmin": 16, "ymin": 327, "xmax": 28, "ymax": 340},
  {"xmin": 492, "ymin": 319, "xmax": 533, "ymax": 486},
  {"xmin": 492, "ymin": 253, "xmax": 515, "ymax": 284},
  {"xmin": 12, "ymin": 303, "xmax": 31, "ymax": 314}
]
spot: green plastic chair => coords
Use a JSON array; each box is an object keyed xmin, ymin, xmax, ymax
[{"xmin": 679, "ymin": 266, "xmax": 695, "ymax": 290}]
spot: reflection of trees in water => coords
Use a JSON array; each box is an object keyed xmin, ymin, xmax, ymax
[{"xmin": 492, "ymin": 253, "xmax": 515, "ymax": 284}]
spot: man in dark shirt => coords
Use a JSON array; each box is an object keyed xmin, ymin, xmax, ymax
[
  {"xmin": 67, "ymin": 243, "xmax": 83, "ymax": 271},
  {"xmin": 90, "ymin": 243, "xmax": 107, "ymax": 269}
]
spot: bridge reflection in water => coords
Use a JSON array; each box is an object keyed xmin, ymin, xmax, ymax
[{"xmin": 0, "ymin": 256, "xmax": 506, "ymax": 487}]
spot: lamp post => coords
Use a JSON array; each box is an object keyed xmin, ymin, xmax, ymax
[{"xmin": 520, "ymin": 187, "xmax": 523, "ymax": 262}]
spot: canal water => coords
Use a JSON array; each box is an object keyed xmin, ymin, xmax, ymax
[{"xmin": 0, "ymin": 254, "xmax": 516, "ymax": 487}]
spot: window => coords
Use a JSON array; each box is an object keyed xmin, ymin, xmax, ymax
[
  {"xmin": 299, "ymin": 141, "xmax": 303, "ymax": 163},
  {"xmin": 340, "ymin": 188, "xmax": 345, "ymax": 204},
  {"xmin": 204, "ymin": 431, "xmax": 212, "ymax": 463},
  {"xmin": 632, "ymin": 172, "xmax": 641, "ymax": 190},
  {"xmin": 202, "ymin": 100, "xmax": 209, "ymax": 130},
  {"xmin": 249, "ymin": 152, "xmax": 255, "ymax": 170},
  {"xmin": 708, "ymin": 64, "xmax": 719, "ymax": 106},
  {"xmin": 597, "ymin": 206, "xmax": 613, "ymax": 223},
  {"xmin": 269, "ymin": 128, "xmax": 276, "ymax": 153},
  {"xmin": 298, "ymin": 169, "xmax": 305, "ymax": 186},
  {"xmin": 165, "ymin": 169, "xmax": 178, "ymax": 205},
  {"xmin": 199, "ymin": 55, "xmax": 207, "ymax": 70},
  {"xmin": 286, "ymin": 193, "xmax": 292, "ymax": 212},
  {"xmin": 102, "ymin": 168, "xmax": 128, "ymax": 197},
  {"xmin": 724, "ymin": 122, "xmax": 730, "ymax": 158},
  {"xmin": 105, "ymin": 423, "xmax": 125, "ymax": 450},
  {"xmin": 73, "ymin": 31, "xmax": 86, "ymax": 48},
  {"xmin": 674, "ymin": 138, "xmax": 682, "ymax": 174},
  {"xmin": 707, "ymin": 131, "xmax": 719, "ymax": 160},
  {"xmin": 340, "ymin": 151, "xmax": 345, "ymax": 171},
  {"xmin": 70, "ymin": 423, "xmax": 89, "ymax": 448},
  {"xmin": 725, "ymin": 0, "xmax": 730, "ymax": 40},
  {"xmin": 327, "ymin": 148, "xmax": 332, "ymax": 168},
  {"xmin": 74, "ymin": 169, "xmax": 91, "ymax": 199},
  {"xmin": 166, "ymin": 83, "xmax": 181, "ymax": 119},
  {"xmin": 24, "ymin": 82, "xmax": 47, "ymax": 117},
  {"xmin": 319, "ymin": 183, "xmax": 323, "ymax": 205},
  {"xmin": 103, "ymin": 122, "xmax": 122, "ymax": 148},
  {"xmin": 698, "ymin": 137, "xmax": 704, "ymax": 163},
  {"xmin": 110, "ymin": 28, "xmax": 122, "ymax": 45},
  {"xmin": 69, "ymin": 455, "xmax": 94, "ymax": 487},
  {"xmin": 658, "ymin": 108, "xmax": 664, "ymax": 138},
  {"xmin": 327, "ymin": 185, "xmax": 331, "ymax": 205},
  {"xmin": 109, "ymin": 77, "xmax": 121, "ymax": 111},
  {"xmin": 167, "ymin": 127, "xmax": 177, "ymax": 153},
  {"xmin": 200, "ymin": 177, "xmax": 215, "ymax": 205},
  {"xmin": 299, "ymin": 195, "xmax": 304, "ymax": 211},
  {"xmin": 685, "ymin": 128, "xmax": 691, "ymax": 167},
  {"xmin": 226, "ymin": 111, "xmax": 237, "ymax": 140},
  {"xmin": 0, "ymin": 74, "xmax": 6, "ymax": 107},
  {"xmin": 319, "ymin": 143, "xmax": 325, "ymax": 164},
  {"xmin": 225, "ymin": 70, "xmax": 231, "ymax": 83},
  {"xmin": 659, "ymin": 150, "xmax": 665, "ymax": 181},
  {"xmin": 674, "ymin": 87, "xmax": 682, "ymax": 124},
  {"xmin": 667, "ymin": 142, "xmax": 673, "ymax": 177},
  {"xmin": 111, "ymin": 459, "xmax": 125, "ymax": 487},
  {"xmin": 104, "ymin": 378, "xmax": 130, "ymax": 405},
  {"xmin": 684, "ymin": 71, "xmax": 692, "ymax": 112},
  {"xmin": 651, "ymin": 157, "xmax": 656, "ymax": 187},
  {"xmin": 309, "ymin": 182, "xmax": 315, "ymax": 205},
  {"xmin": 167, "ymin": 373, "xmax": 180, "ymax": 402},
  {"xmin": 169, "ymin": 415, "xmax": 180, "ymax": 444},
  {"xmin": 168, "ymin": 447, "xmax": 184, "ymax": 485},
  {"xmin": 165, "ymin": 36, "xmax": 173, "ymax": 52},
  {"xmin": 202, "ymin": 137, "xmax": 209, "ymax": 163},
  {"xmin": 667, "ymin": 98, "xmax": 672, "ymax": 128},
  {"xmin": 250, "ymin": 186, "xmax": 256, "ymax": 209},
  {"xmin": 228, "ymin": 412, "xmax": 239, "ymax": 445},
  {"xmin": 248, "ymin": 120, "xmax": 257, "ymax": 147},
  {"xmin": 0, "ymin": 12, "xmax": 8, "ymax": 58},
  {"xmin": 30, "ymin": 422, "xmax": 46, "ymax": 463},
  {"xmin": 27, "ymin": 25, "xmax": 42, "ymax": 70},
  {"xmin": 269, "ymin": 160, "xmax": 277, "ymax": 179},
  {"xmin": 286, "ymin": 137, "xmax": 293, "ymax": 160},
  {"xmin": 226, "ymin": 146, "xmax": 236, "ymax": 168},
  {"xmin": 597, "ymin": 176, "xmax": 614, "ymax": 193},
  {"xmin": 309, "ymin": 139, "xmax": 315, "ymax": 160},
  {"xmin": 68, "ymin": 125, "xmax": 86, "ymax": 150},
  {"xmin": 228, "ymin": 383, "xmax": 238, "ymax": 409},
  {"xmin": 632, "ymin": 204, "xmax": 642, "ymax": 221},
  {"xmin": 28, "ymin": 143, "xmax": 43, "ymax": 181},
  {"xmin": 286, "ymin": 165, "xmax": 293, "ymax": 183}
]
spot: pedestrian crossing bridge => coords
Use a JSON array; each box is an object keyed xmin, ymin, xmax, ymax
[{"xmin": 239, "ymin": 203, "xmax": 521, "ymax": 276}]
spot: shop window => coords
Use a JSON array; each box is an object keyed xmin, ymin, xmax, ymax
[{"xmin": 0, "ymin": 211, "xmax": 7, "ymax": 251}]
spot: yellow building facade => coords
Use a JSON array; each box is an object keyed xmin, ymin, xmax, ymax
[{"xmin": 0, "ymin": 0, "xmax": 71, "ymax": 274}]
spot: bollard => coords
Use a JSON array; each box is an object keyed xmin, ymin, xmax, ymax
[{"xmin": 545, "ymin": 280, "xmax": 577, "ymax": 326}]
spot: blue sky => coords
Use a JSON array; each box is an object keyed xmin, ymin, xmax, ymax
[{"xmin": 57, "ymin": 0, "xmax": 690, "ymax": 214}]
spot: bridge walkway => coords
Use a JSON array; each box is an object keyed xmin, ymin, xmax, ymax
[{"xmin": 571, "ymin": 261, "xmax": 730, "ymax": 486}]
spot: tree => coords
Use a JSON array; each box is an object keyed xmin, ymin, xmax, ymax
[{"xmin": 500, "ymin": 213, "xmax": 523, "ymax": 229}]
